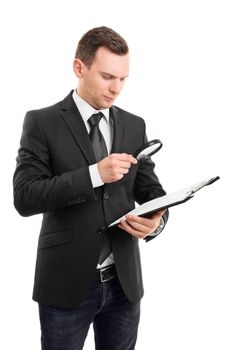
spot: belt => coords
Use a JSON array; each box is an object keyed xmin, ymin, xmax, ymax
[{"xmin": 96, "ymin": 265, "xmax": 117, "ymax": 283}]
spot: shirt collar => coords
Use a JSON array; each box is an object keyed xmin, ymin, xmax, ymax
[{"xmin": 72, "ymin": 89, "xmax": 109, "ymax": 123}]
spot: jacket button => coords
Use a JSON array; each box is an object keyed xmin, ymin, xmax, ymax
[
  {"xmin": 103, "ymin": 192, "xmax": 110, "ymax": 200},
  {"xmin": 97, "ymin": 226, "xmax": 106, "ymax": 235}
]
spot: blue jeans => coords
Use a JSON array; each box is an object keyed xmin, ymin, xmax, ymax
[{"xmin": 39, "ymin": 277, "xmax": 140, "ymax": 350}]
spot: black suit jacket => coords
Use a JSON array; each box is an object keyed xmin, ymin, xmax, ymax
[{"xmin": 13, "ymin": 91, "xmax": 168, "ymax": 308}]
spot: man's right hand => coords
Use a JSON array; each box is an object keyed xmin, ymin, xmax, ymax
[{"xmin": 97, "ymin": 153, "xmax": 137, "ymax": 184}]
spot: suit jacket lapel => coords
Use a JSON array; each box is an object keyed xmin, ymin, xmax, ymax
[
  {"xmin": 59, "ymin": 92, "xmax": 126, "ymax": 163},
  {"xmin": 59, "ymin": 91, "xmax": 96, "ymax": 165},
  {"xmin": 110, "ymin": 106, "xmax": 126, "ymax": 154}
]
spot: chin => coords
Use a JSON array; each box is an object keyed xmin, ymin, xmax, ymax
[
  {"xmin": 105, "ymin": 102, "xmax": 114, "ymax": 108},
  {"xmin": 104, "ymin": 100, "xmax": 115, "ymax": 108},
  {"xmin": 97, "ymin": 101, "xmax": 113, "ymax": 109}
]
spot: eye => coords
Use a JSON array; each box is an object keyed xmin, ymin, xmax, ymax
[{"xmin": 102, "ymin": 73, "xmax": 112, "ymax": 80}]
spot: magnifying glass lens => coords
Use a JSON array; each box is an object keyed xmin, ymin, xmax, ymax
[{"xmin": 134, "ymin": 139, "xmax": 162, "ymax": 160}]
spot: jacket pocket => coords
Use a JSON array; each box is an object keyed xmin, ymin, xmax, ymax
[{"xmin": 38, "ymin": 228, "xmax": 73, "ymax": 250}]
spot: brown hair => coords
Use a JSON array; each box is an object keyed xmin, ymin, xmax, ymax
[{"xmin": 75, "ymin": 26, "xmax": 129, "ymax": 67}]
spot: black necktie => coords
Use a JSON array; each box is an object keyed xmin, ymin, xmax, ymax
[
  {"xmin": 88, "ymin": 112, "xmax": 108, "ymax": 162},
  {"xmin": 88, "ymin": 112, "xmax": 111, "ymax": 264}
]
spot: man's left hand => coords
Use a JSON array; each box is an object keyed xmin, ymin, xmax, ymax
[{"xmin": 118, "ymin": 210, "xmax": 165, "ymax": 239}]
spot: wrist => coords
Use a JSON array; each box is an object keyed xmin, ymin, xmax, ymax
[{"xmin": 149, "ymin": 216, "xmax": 165, "ymax": 237}]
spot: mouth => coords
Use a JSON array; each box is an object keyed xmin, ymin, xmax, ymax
[{"xmin": 104, "ymin": 95, "xmax": 115, "ymax": 102}]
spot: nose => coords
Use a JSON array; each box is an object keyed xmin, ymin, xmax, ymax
[{"xmin": 109, "ymin": 79, "xmax": 123, "ymax": 95}]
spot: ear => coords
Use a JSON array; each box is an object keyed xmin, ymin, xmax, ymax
[{"xmin": 73, "ymin": 59, "xmax": 86, "ymax": 78}]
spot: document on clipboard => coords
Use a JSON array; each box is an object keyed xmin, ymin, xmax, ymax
[{"xmin": 109, "ymin": 176, "xmax": 220, "ymax": 227}]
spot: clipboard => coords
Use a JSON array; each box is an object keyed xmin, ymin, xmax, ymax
[{"xmin": 109, "ymin": 176, "xmax": 220, "ymax": 227}]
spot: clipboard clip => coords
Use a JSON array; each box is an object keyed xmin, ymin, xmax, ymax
[{"xmin": 186, "ymin": 176, "xmax": 220, "ymax": 196}]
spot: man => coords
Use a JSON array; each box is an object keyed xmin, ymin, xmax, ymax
[{"xmin": 13, "ymin": 26, "xmax": 168, "ymax": 350}]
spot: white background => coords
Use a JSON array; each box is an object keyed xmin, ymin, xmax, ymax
[{"xmin": 0, "ymin": 0, "xmax": 232, "ymax": 349}]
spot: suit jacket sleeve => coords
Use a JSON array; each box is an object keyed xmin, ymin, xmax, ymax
[
  {"xmin": 13, "ymin": 111, "xmax": 96, "ymax": 217},
  {"xmin": 133, "ymin": 122, "xmax": 169, "ymax": 241}
]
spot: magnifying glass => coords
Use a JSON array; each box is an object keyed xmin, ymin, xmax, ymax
[{"xmin": 134, "ymin": 139, "xmax": 163, "ymax": 160}]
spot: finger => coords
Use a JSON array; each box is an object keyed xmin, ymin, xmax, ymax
[
  {"xmin": 116, "ymin": 160, "xmax": 131, "ymax": 169},
  {"xmin": 115, "ymin": 159, "xmax": 136, "ymax": 172},
  {"xmin": 125, "ymin": 218, "xmax": 153, "ymax": 234},
  {"xmin": 120, "ymin": 215, "xmax": 154, "ymax": 235},
  {"xmin": 111, "ymin": 153, "xmax": 137, "ymax": 164},
  {"xmin": 118, "ymin": 167, "xmax": 130, "ymax": 175},
  {"xmin": 126, "ymin": 214, "xmax": 155, "ymax": 229},
  {"xmin": 151, "ymin": 209, "xmax": 166, "ymax": 217},
  {"xmin": 118, "ymin": 219, "xmax": 145, "ymax": 238}
]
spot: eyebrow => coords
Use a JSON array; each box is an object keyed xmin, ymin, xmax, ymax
[{"xmin": 100, "ymin": 71, "xmax": 129, "ymax": 79}]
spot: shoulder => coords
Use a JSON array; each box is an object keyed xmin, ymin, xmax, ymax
[
  {"xmin": 23, "ymin": 91, "xmax": 73, "ymax": 127},
  {"xmin": 25, "ymin": 100, "xmax": 61, "ymax": 121}
]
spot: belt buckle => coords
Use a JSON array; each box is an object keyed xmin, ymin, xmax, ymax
[{"xmin": 100, "ymin": 266, "xmax": 114, "ymax": 283}]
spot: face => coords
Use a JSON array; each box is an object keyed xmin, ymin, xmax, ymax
[{"xmin": 74, "ymin": 47, "xmax": 129, "ymax": 109}]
